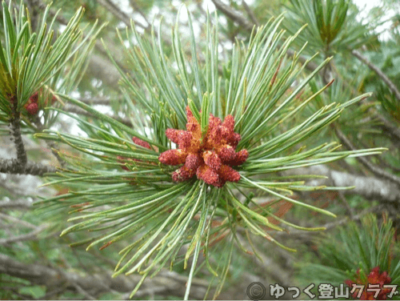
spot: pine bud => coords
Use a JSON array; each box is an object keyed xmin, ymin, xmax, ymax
[{"xmin": 26, "ymin": 103, "xmax": 39, "ymax": 115}]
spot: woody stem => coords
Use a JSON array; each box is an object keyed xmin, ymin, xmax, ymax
[{"xmin": 10, "ymin": 96, "xmax": 27, "ymax": 167}]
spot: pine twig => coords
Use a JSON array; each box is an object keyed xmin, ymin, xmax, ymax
[
  {"xmin": 352, "ymin": 50, "xmax": 400, "ymax": 101},
  {"xmin": 0, "ymin": 159, "xmax": 56, "ymax": 176},
  {"xmin": 242, "ymin": 0, "xmax": 259, "ymax": 27},
  {"xmin": 335, "ymin": 127, "xmax": 400, "ymax": 187},
  {"xmin": 10, "ymin": 101, "xmax": 27, "ymax": 167},
  {"xmin": 129, "ymin": 0, "xmax": 150, "ymax": 27},
  {"xmin": 97, "ymin": 0, "xmax": 146, "ymax": 29},
  {"xmin": 211, "ymin": 0, "xmax": 254, "ymax": 31},
  {"xmin": 1, "ymin": 98, "xmax": 56, "ymax": 176},
  {"xmin": 0, "ymin": 253, "xmax": 214, "ymax": 299}
]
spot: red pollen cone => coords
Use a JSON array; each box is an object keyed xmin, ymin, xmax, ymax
[{"xmin": 158, "ymin": 106, "xmax": 249, "ymax": 187}]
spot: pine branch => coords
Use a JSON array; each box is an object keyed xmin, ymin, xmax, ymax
[
  {"xmin": 335, "ymin": 127, "xmax": 400, "ymax": 187},
  {"xmin": 0, "ymin": 200, "xmax": 32, "ymax": 209},
  {"xmin": 0, "ymin": 159, "xmax": 56, "ymax": 176},
  {"xmin": 352, "ymin": 49, "xmax": 400, "ymax": 101},
  {"xmin": 283, "ymin": 165, "xmax": 400, "ymax": 203},
  {"xmin": 10, "ymin": 103, "xmax": 27, "ymax": 167},
  {"xmin": 129, "ymin": 0, "xmax": 150, "ymax": 27},
  {"xmin": 242, "ymin": 0, "xmax": 259, "ymax": 27},
  {"xmin": 0, "ymin": 254, "xmax": 214, "ymax": 299},
  {"xmin": 0, "ymin": 97, "xmax": 55, "ymax": 176},
  {"xmin": 0, "ymin": 225, "xmax": 48, "ymax": 245},
  {"xmin": 211, "ymin": 0, "xmax": 254, "ymax": 31},
  {"xmin": 97, "ymin": 0, "xmax": 147, "ymax": 29}
]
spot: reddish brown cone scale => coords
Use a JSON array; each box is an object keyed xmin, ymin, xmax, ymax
[
  {"xmin": 345, "ymin": 266, "xmax": 392, "ymax": 300},
  {"xmin": 159, "ymin": 106, "xmax": 248, "ymax": 187}
]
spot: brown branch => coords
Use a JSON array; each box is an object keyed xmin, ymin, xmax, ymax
[
  {"xmin": 8, "ymin": 101, "xmax": 55, "ymax": 178},
  {"xmin": 335, "ymin": 127, "xmax": 400, "ymax": 187},
  {"xmin": 0, "ymin": 253, "xmax": 214, "ymax": 299},
  {"xmin": 10, "ymin": 101, "xmax": 27, "ymax": 166},
  {"xmin": 352, "ymin": 50, "xmax": 400, "ymax": 101},
  {"xmin": 97, "ymin": 0, "xmax": 147, "ymax": 29},
  {"xmin": 242, "ymin": 0, "xmax": 259, "ymax": 27},
  {"xmin": 0, "ymin": 159, "xmax": 56, "ymax": 176},
  {"xmin": 129, "ymin": 0, "xmax": 150, "ymax": 27},
  {"xmin": 211, "ymin": 0, "xmax": 254, "ymax": 31}
]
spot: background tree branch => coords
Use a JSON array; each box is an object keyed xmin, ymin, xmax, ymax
[
  {"xmin": 283, "ymin": 165, "xmax": 400, "ymax": 203},
  {"xmin": 352, "ymin": 49, "xmax": 400, "ymax": 101}
]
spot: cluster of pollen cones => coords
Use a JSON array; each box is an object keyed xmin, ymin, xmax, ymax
[
  {"xmin": 158, "ymin": 107, "xmax": 248, "ymax": 188},
  {"xmin": 345, "ymin": 266, "xmax": 392, "ymax": 300}
]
